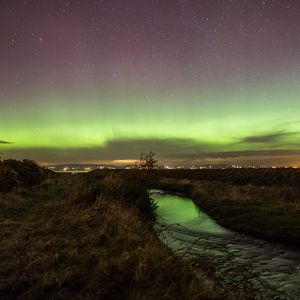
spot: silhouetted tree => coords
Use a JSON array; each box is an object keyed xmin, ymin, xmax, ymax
[{"xmin": 139, "ymin": 151, "xmax": 157, "ymax": 169}]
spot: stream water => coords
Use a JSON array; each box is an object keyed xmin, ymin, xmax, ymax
[{"xmin": 151, "ymin": 190, "xmax": 300, "ymax": 300}]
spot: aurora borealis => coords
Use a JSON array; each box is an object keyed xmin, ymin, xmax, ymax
[{"xmin": 1, "ymin": 0, "xmax": 300, "ymax": 166}]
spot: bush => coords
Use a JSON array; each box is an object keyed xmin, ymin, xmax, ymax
[
  {"xmin": 0, "ymin": 166, "xmax": 19, "ymax": 193},
  {"xmin": 0, "ymin": 159, "xmax": 48, "ymax": 193},
  {"xmin": 68, "ymin": 173, "xmax": 157, "ymax": 220}
]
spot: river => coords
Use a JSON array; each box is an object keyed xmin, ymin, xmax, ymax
[{"xmin": 151, "ymin": 190, "xmax": 300, "ymax": 300}]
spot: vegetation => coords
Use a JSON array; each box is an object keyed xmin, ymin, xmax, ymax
[
  {"xmin": 138, "ymin": 151, "xmax": 158, "ymax": 170},
  {"xmin": 0, "ymin": 159, "xmax": 49, "ymax": 193},
  {"xmin": 159, "ymin": 178, "xmax": 300, "ymax": 245},
  {"xmin": 2, "ymin": 160, "xmax": 299, "ymax": 299},
  {"xmin": 0, "ymin": 160, "xmax": 240, "ymax": 300},
  {"xmin": 149, "ymin": 168, "xmax": 300, "ymax": 187}
]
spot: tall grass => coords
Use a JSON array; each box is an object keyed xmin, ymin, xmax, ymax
[
  {"xmin": 68, "ymin": 173, "xmax": 157, "ymax": 220},
  {"xmin": 159, "ymin": 178, "xmax": 300, "ymax": 245},
  {"xmin": 0, "ymin": 159, "xmax": 50, "ymax": 193},
  {"xmin": 1, "ymin": 163, "xmax": 241, "ymax": 299}
]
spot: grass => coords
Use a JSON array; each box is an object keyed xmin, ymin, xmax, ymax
[
  {"xmin": 159, "ymin": 178, "xmax": 300, "ymax": 246},
  {"xmin": 0, "ymin": 162, "xmax": 242, "ymax": 300},
  {"xmin": 0, "ymin": 159, "xmax": 49, "ymax": 193},
  {"xmin": 148, "ymin": 168, "xmax": 300, "ymax": 187}
]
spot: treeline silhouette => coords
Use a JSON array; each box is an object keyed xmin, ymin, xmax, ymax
[{"xmin": 147, "ymin": 168, "xmax": 300, "ymax": 187}]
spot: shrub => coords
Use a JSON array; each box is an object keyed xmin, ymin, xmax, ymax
[
  {"xmin": 68, "ymin": 173, "xmax": 157, "ymax": 220},
  {"xmin": 0, "ymin": 166, "xmax": 19, "ymax": 193},
  {"xmin": 0, "ymin": 159, "xmax": 48, "ymax": 193}
]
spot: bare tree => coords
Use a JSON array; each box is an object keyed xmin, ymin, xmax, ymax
[{"xmin": 139, "ymin": 151, "xmax": 157, "ymax": 169}]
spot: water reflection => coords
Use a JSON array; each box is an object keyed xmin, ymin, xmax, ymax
[
  {"xmin": 154, "ymin": 190, "xmax": 227, "ymax": 234},
  {"xmin": 151, "ymin": 190, "xmax": 300, "ymax": 300}
]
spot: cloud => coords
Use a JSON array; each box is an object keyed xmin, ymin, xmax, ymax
[
  {"xmin": 240, "ymin": 131, "xmax": 299, "ymax": 145},
  {"xmin": 198, "ymin": 149, "xmax": 300, "ymax": 158},
  {"xmin": 102, "ymin": 138, "xmax": 212, "ymax": 156},
  {"xmin": 3, "ymin": 136, "xmax": 300, "ymax": 167},
  {"xmin": 0, "ymin": 138, "xmax": 215, "ymax": 163},
  {"xmin": 166, "ymin": 149, "xmax": 300, "ymax": 165},
  {"xmin": 0, "ymin": 140, "xmax": 13, "ymax": 144}
]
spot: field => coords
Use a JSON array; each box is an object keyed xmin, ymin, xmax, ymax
[
  {"xmin": 1, "ymin": 160, "xmax": 300, "ymax": 299},
  {"xmin": 0, "ymin": 160, "xmax": 240, "ymax": 300}
]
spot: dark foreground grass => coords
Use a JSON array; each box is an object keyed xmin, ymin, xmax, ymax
[
  {"xmin": 0, "ymin": 164, "xmax": 241, "ymax": 300},
  {"xmin": 159, "ymin": 178, "xmax": 300, "ymax": 246}
]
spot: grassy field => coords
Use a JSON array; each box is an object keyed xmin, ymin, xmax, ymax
[
  {"xmin": 0, "ymin": 160, "xmax": 242, "ymax": 300},
  {"xmin": 2, "ymin": 160, "xmax": 299, "ymax": 299},
  {"xmin": 149, "ymin": 168, "xmax": 300, "ymax": 187},
  {"xmin": 159, "ymin": 178, "xmax": 300, "ymax": 246}
]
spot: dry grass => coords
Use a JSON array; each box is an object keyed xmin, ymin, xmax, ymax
[
  {"xmin": 0, "ymin": 168, "xmax": 240, "ymax": 300},
  {"xmin": 191, "ymin": 181, "xmax": 300, "ymax": 205},
  {"xmin": 160, "ymin": 178, "xmax": 300, "ymax": 245}
]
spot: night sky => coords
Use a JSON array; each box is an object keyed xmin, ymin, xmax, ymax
[{"xmin": 1, "ymin": 0, "xmax": 300, "ymax": 166}]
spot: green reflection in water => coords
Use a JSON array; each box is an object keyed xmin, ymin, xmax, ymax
[{"xmin": 152, "ymin": 191, "xmax": 227, "ymax": 234}]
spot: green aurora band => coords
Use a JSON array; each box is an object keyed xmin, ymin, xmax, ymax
[
  {"xmin": 2, "ymin": 0, "xmax": 300, "ymax": 166},
  {"xmin": 1, "ymin": 75, "xmax": 300, "ymax": 165}
]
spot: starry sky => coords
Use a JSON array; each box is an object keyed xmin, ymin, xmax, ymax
[{"xmin": 1, "ymin": 0, "xmax": 300, "ymax": 166}]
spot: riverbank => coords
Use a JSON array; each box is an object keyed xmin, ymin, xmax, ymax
[
  {"xmin": 159, "ymin": 178, "xmax": 300, "ymax": 246},
  {"xmin": 152, "ymin": 191, "xmax": 300, "ymax": 299},
  {"xmin": 0, "ymin": 161, "xmax": 240, "ymax": 299}
]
